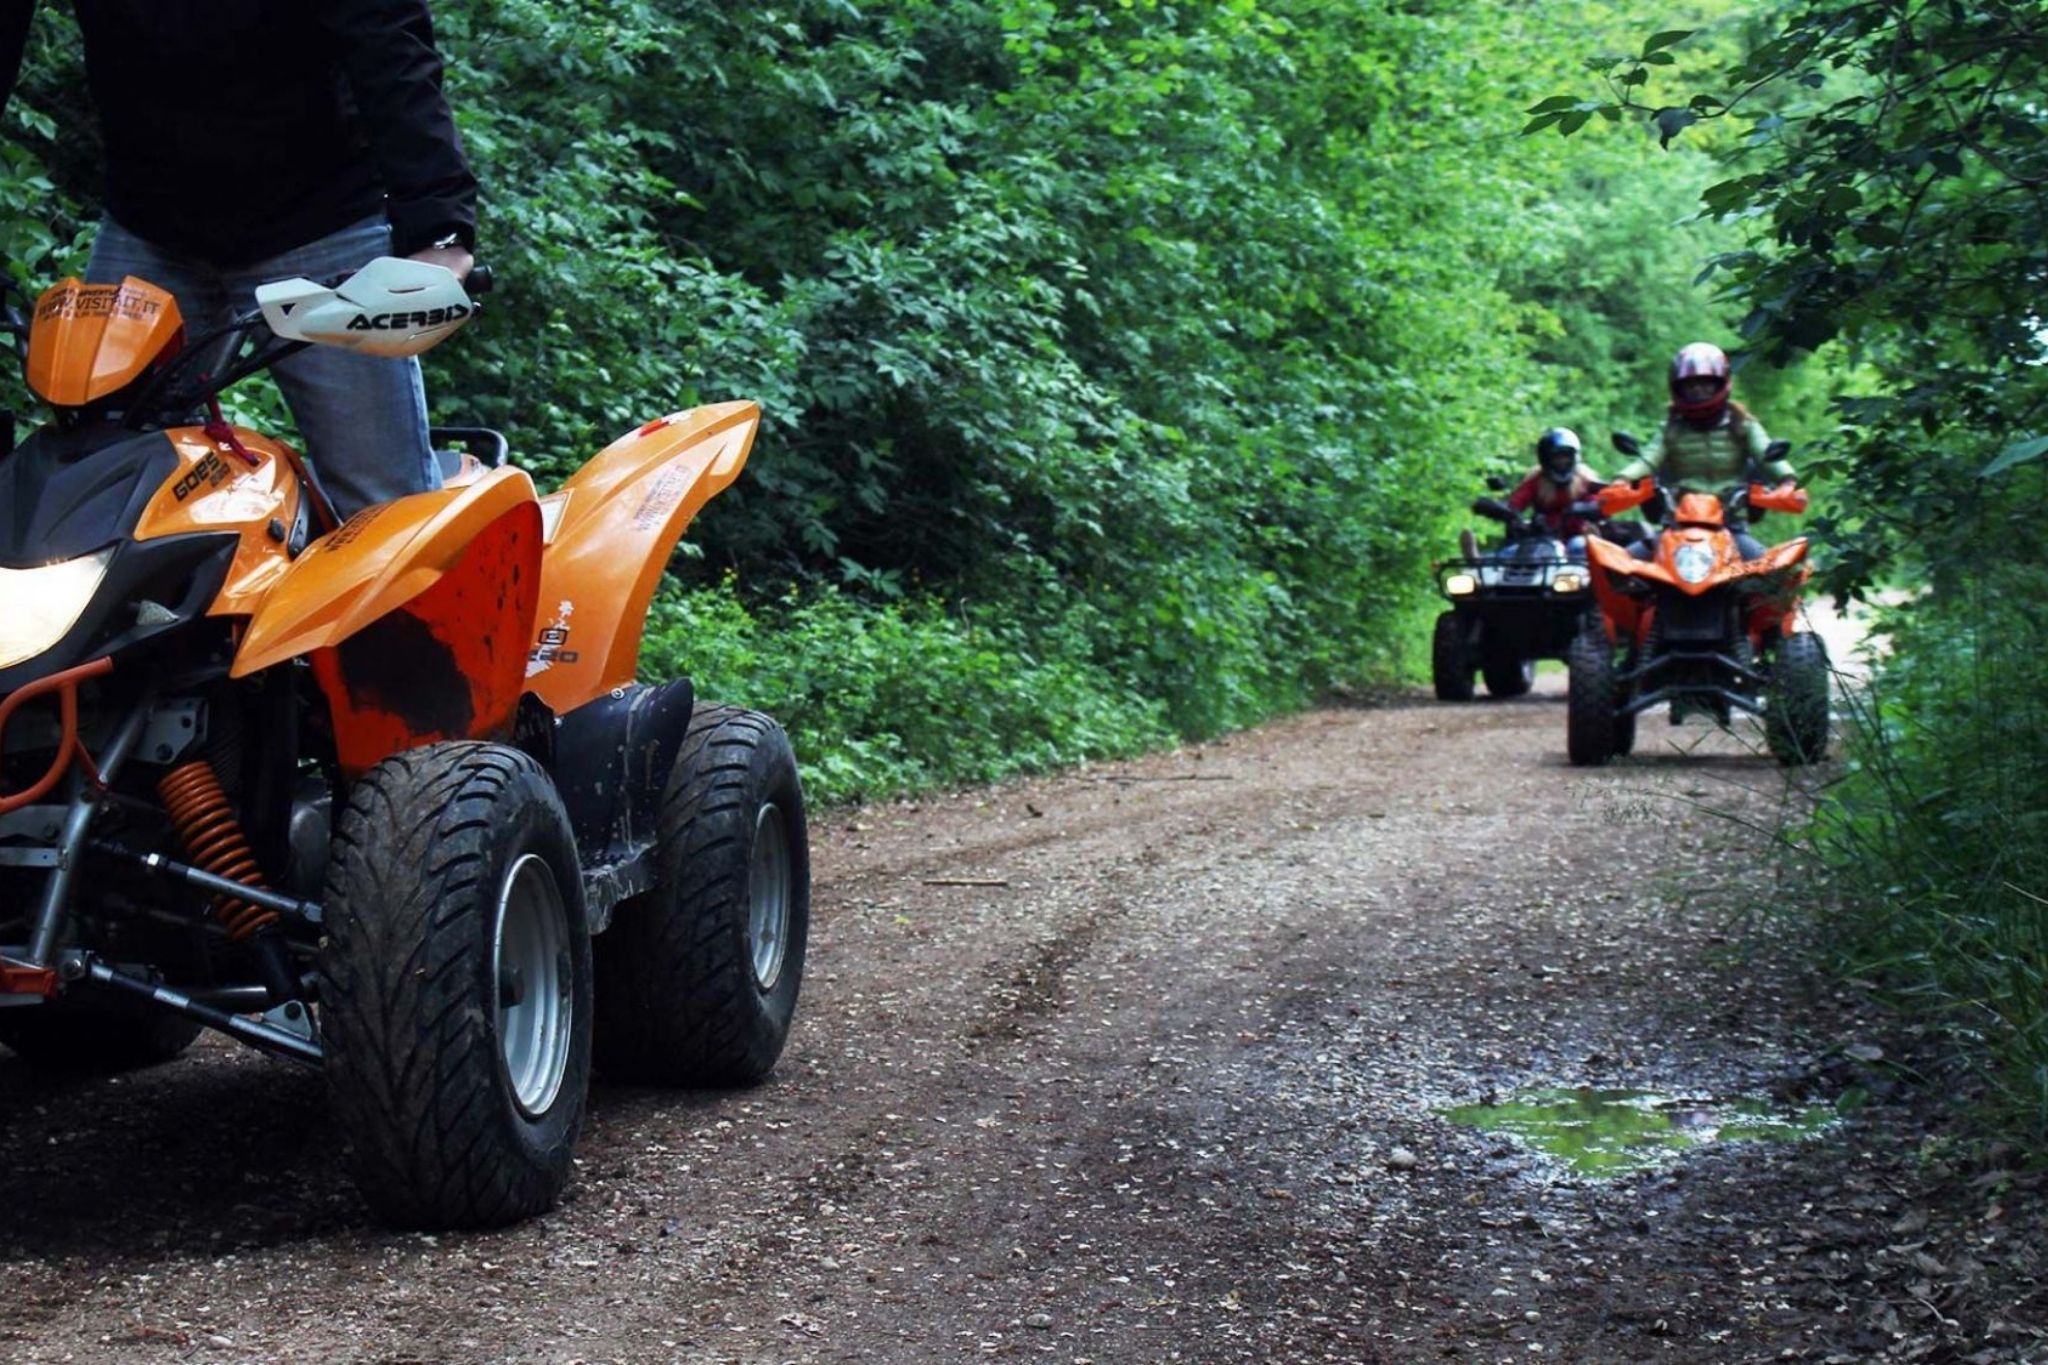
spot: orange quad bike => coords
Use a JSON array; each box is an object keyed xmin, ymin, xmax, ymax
[
  {"xmin": 1566, "ymin": 434, "xmax": 1829, "ymax": 767},
  {"xmin": 0, "ymin": 262, "xmax": 809, "ymax": 1228}
]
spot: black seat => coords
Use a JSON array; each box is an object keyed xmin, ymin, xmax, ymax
[{"xmin": 427, "ymin": 426, "xmax": 511, "ymax": 475}]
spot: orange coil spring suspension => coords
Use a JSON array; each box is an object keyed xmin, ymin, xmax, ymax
[{"xmin": 157, "ymin": 760, "xmax": 277, "ymax": 941}]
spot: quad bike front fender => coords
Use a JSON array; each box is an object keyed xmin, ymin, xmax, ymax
[
  {"xmin": 1585, "ymin": 537, "xmax": 1645, "ymax": 643},
  {"xmin": 232, "ymin": 468, "xmax": 544, "ymax": 774},
  {"xmin": 524, "ymin": 402, "xmax": 759, "ymax": 714}
]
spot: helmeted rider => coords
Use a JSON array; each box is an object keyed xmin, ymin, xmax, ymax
[
  {"xmin": 1506, "ymin": 427, "xmax": 1605, "ymax": 555},
  {"xmin": 1612, "ymin": 343, "xmax": 1797, "ymax": 559},
  {"xmin": 0, "ymin": 0, "xmax": 477, "ymax": 521}
]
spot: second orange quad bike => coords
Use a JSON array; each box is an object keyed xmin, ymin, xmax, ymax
[
  {"xmin": 0, "ymin": 261, "xmax": 809, "ymax": 1228},
  {"xmin": 1567, "ymin": 433, "xmax": 1830, "ymax": 767}
]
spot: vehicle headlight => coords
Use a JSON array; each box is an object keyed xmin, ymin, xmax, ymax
[
  {"xmin": 1674, "ymin": 544, "xmax": 1715, "ymax": 585},
  {"xmin": 1552, "ymin": 570, "xmax": 1587, "ymax": 594},
  {"xmin": 1445, "ymin": 573, "xmax": 1478, "ymax": 596},
  {"xmin": 0, "ymin": 549, "xmax": 115, "ymax": 669}
]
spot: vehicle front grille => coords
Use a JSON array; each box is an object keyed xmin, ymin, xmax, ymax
[{"xmin": 1656, "ymin": 590, "xmax": 1731, "ymax": 643}]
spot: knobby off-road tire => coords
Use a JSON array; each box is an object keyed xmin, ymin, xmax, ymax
[
  {"xmin": 1483, "ymin": 654, "xmax": 1536, "ymax": 699},
  {"xmin": 1567, "ymin": 623, "xmax": 1620, "ymax": 767},
  {"xmin": 1765, "ymin": 631, "xmax": 1831, "ymax": 765},
  {"xmin": 0, "ymin": 998, "xmax": 201, "ymax": 1073},
  {"xmin": 319, "ymin": 742, "xmax": 592, "ymax": 1229},
  {"xmin": 594, "ymin": 704, "xmax": 810, "ymax": 1086},
  {"xmin": 1432, "ymin": 612, "xmax": 1475, "ymax": 702}
]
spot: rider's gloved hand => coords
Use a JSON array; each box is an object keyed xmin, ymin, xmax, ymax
[{"xmin": 409, "ymin": 242, "xmax": 476, "ymax": 283}]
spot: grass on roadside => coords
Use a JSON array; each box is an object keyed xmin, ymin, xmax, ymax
[{"xmin": 1807, "ymin": 567, "xmax": 2048, "ymax": 1145}]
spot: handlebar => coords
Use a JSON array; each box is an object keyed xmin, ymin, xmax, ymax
[
  {"xmin": 122, "ymin": 258, "xmax": 494, "ymax": 427},
  {"xmin": 1596, "ymin": 477, "xmax": 1657, "ymax": 518},
  {"xmin": 1597, "ymin": 474, "xmax": 1806, "ymax": 527},
  {"xmin": 1749, "ymin": 481, "xmax": 1808, "ymax": 514}
]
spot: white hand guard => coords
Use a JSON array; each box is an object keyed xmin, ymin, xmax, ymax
[{"xmin": 255, "ymin": 257, "xmax": 477, "ymax": 359}]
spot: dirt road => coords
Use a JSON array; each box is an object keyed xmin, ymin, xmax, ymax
[{"xmin": 1, "ymin": 670, "xmax": 2041, "ymax": 1362}]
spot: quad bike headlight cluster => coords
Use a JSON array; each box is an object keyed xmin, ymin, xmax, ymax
[
  {"xmin": 1674, "ymin": 543, "xmax": 1715, "ymax": 585},
  {"xmin": 1444, "ymin": 572, "xmax": 1478, "ymax": 596},
  {"xmin": 1552, "ymin": 570, "xmax": 1587, "ymax": 594},
  {"xmin": 0, "ymin": 548, "xmax": 116, "ymax": 669}
]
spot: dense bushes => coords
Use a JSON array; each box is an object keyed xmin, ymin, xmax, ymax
[
  {"xmin": 642, "ymin": 574, "xmax": 1172, "ymax": 803},
  {"xmin": 1812, "ymin": 547, "xmax": 2048, "ymax": 1137},
  {"xmin": 4, "ymin": 0, "xmax": 1780, "ymax": 800}
]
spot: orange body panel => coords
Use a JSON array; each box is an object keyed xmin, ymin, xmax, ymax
[
  {"xmin": 523, "ymin": 401, "xmax": 759, "ymax": 713},
  {"xmin": 1672, "ymin": 491, "xmax": 1724, "ymax": 525},
  {"xmin": 133, "ymin": 427, "xmax": 303, "ymax": 616},
  {"xmin": 1749, "ymin": 481, "xmax": 1809, "ymax": 515},
  {"xmin": 28, "ymin": 278, "xmax": 183, "ymax": 407},
  {"xmin": 1585, "ymin": 537, "xmax": 1643, "ymax": 643},
  {"xmin": 231, "ymin": 467, "xmax": 540, "ymax": 679},
  {"xmin": 307, "ymin": 502, "xmax": 542, "ymax": 775},
  {"xmin": 1588, "ymin": 513, "xmax": 1813, "ymax": 650},
  {"xmin": 1596, "ymin": 477, "xmax": 1656, "ymax": 518}
]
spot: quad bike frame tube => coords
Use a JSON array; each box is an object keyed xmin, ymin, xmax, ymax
[
  {"xmin": 82, "ymin": 957, "xmax": 321, "ymax": 1065},
  {"xmin": 27, "ymin": 692, "xmax": 153, "ymax": 966},
  {"xmin": 0, "ymin": 657, "xmax": 115, "ymax": 816},
  {"xmin": 88, "ymin": 841, "xmax": 322, "ymax": 926},
  {"xmin": 1617, "ymin": 650, "xmax": 1770, "ymax": 717}
]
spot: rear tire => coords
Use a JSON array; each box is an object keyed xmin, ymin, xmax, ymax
[
  {"xmin": 1567, "ymin": 622, "xmax": 1620, "ymax": 767},
  {"xmin": 1432, "ymin": 613, "xmax": 1475, "ymax": 702},
  {"xmin": 594, "ymin": 705, "xmax": 810, "ymax": 1086},
  {"xmin": 1765, "ymin": 632, "xmax": 1830, "ymax": 764},
  {"xmin": 0, "ymin": 999, "xmax": 201, "ymax": 1073},
  {"xmin": 1483, "ymin": 655, "xmax": 1535, "ymax": 699},
  {"xmin": 319, "ymin": 742, "xmax": 592, "ymax": 1229}
]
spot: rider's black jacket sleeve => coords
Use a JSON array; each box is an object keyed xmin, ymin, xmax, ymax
[
  {"xmin": 1, "ymin": 1, "xmax": 33, "ymax": 117},
  {"xmin": 317, "ymin": 0, "xmax": 478, "ymax": 257}
]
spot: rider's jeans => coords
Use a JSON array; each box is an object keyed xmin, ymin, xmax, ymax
[{"xmin": 88, "ymin": 214, "xmax": 440, "ymax": 520}]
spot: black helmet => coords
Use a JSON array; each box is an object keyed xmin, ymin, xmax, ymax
[{"xmin": 1535, "ymin": 427, "xmax": 1582, "ymax": 485}]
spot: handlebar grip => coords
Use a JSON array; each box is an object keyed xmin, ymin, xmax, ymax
[{"xmin": 466, "ymin": 264, "xmax": 494, "ymax": 297}]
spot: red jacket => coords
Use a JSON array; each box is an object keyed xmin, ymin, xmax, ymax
[{"xmin": 1507, "ymin": 466, "xmax": 1604, "ymax": 537}]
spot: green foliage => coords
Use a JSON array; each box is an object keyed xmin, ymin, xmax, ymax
[
  {"xmin": 1536, "ymin": 0, "xmax": 2048, "ymax": 598},
  {"xmin": 1811, "ymin": 539, "xmax": 2048, "ymax": 1140},
  {"xmin": 640, "ymin": 573, "xmax": 1171, "ymax": 804},
  {"xmin": 2, "ymin": 0, "xmax": 1802, "ymax": 795}
]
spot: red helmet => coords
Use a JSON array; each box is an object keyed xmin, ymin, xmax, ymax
[{"xmin": 1669, "ymin": 342, "xmax": 1731, "ymax": 421}]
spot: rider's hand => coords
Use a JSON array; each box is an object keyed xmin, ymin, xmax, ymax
[{"xmin": 408, "ymin": 243, "xmax": 476, "ymax": 283}]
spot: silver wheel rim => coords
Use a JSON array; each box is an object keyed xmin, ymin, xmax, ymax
[
  {"xmin": 493, "ymin": 852, "xmax": 573, "ymax": 1118},
  {"xmin": 748, "ymin": 803, "xmax": 792, "ymax": 992}
]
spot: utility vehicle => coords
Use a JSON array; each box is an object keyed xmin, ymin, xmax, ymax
[
  {"xmin": 0, "ymin": 260, "xmax": 809, "ymax": 1227},
  {"xmin": 1431, "ymin": 490, "xmax": 1595, "ymax": 701},
  {"xmin": 1566, "ymin": 435, "xmax": 1828, "ymax": 766}
]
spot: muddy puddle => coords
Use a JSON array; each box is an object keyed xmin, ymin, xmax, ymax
[{"xmin": 1444, "ymin": 1087, "xmax": 1840, "ymax": 1176}]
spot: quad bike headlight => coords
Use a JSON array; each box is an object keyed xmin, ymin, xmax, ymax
[
  {"xmin": 0, "ymin": 548, "xmax": 116, "ymax": 669},
  {"xmin": 1674, "ymin": 544, "xmax": 1715, "ymax": 585},
  {"xmin": 1445, "ymin": 573, "xmax": 1478, "ymax": 596},
  {"xmin": 1552, "ymin": 570, "xmax": 1587, "ymax": 594}
]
